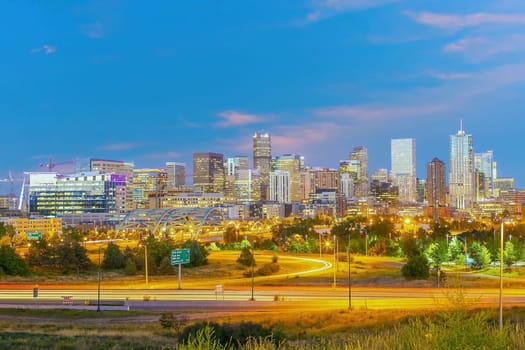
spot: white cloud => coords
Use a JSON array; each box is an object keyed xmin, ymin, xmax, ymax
[
  {"xmin": 80, "ymin": 22, "xmax": 104, "ymax": 38},
  {"xmin": 443, "ymin": 34, "xmax": 525, "ymax": 60},
  {"xmin": 407, "ymin": 11, "xmax": 525, "ymax": 30},
  {"xmin": 301, "ymin": 0, "xmax": 398, "ymax": 24},
  {"xmin": 216, "ymin": 110, "xmax": 266, "ymax": 127},
  {"xmin": 100, "ymin": 143, "xmax": 141, "ymax": 151},
  {"xmin": 31, "ymin": 45, "xmax": 56, "ymax": 55}
]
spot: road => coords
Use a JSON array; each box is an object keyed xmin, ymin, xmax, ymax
[{"xmin": 0, "ymin": 286, "xmax": 523, "ymax": 312}]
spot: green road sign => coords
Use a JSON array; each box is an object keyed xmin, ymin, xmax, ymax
[
  {"xmin": 27, "ymin": 231, "xmax": 42, "ymax": 240},
  {"xmin": 171, "ymin": 248, "xmax": 190, "ymax": 265}
]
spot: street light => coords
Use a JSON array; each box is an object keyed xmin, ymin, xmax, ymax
[
  {"xmin": 97, "ymin": 245, "xmax": 102, "ymax": 312},
  {"xmin": 499, "ymin": 220, "xmax": 506, "ymax": 331},
  {"xmin": 347, "ymin": 233, "xmax": 351, "ymax": 310},
  {"xmin": 333, "ymin": 235, "xmax": 337, "ymax": 288},
  {"xmin": 250, "ymin": 239, "xmax": 256, "ymax": 301}
]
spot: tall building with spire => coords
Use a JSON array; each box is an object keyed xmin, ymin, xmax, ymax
[
  {"xmin": 253, "ymin": 132, "xmax": 271, "ymax": 200},
  {"xmin": 391, "ymin": 138, "xmax": 417, "ymax": 203},
  {"xmin": 449, "ymin": 121, "xmax": 474, "ymax": 210}
]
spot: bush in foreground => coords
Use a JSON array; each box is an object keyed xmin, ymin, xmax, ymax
[
  {"xmin": 401, "ymin": 255, "xmax": 429, "ymax": 280},
  {"xmin": 179, "ymin": 321, "xmax": 284, "ymax": 348}
]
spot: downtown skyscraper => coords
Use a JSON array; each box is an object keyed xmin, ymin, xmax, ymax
[
  {"xmin": 349, "ymin": 146, "xmax": 369, "ymax": 197},
  {"xmin": 253, "ymin": 132, "xmax": 271, "ymax": 200},
  {"xmin": 449, "ymin": 123, "xmax": 474, "ymax": 210},
  {"xmin": 192, "ymin": 152, "xmax": 225, "ymax": 193},
  {"xmin": 391, "ymin": 138, "xmax": 417, "ymax": 203},
  {"xmin": 427, "ymin": 157, "xmax": 446, "ymax": 221}
]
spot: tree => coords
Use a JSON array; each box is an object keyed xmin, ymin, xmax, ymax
[
  {"xmin": 184, "ymin": 240, "xmax": 208, "ymax": 267},
  {"xmin": 401, "ymin": 237, "xmax": 421, "ymax": 258},
  {"xmin": 425, "ymin": 241, "xmax": 449, "ymax": 269},
  {"xmin": 503, "ymin": 241, "xmax": 517, "ymax": 270},
  {"xmin": 0, "ymin": 245, "xmax": 29, "ymax": 276},
  {"xmin": 124, "ymin": 258, "xmax": 137, "ymax": 275},
  {"xmin": 469, "ymin": 242, "xmax": 491, "ymax": 270},
  {"xmin": 237, "ymin": 247, "xmax": 254, "ymax": 267},
  {"xmin": 401, "ymin": 255, "xmax": 430, "ymax": 280},
  {"xmin": 55, "ymin": 238, "xmax": 92, "ymax": 274},
  {"xmin": 102, "ymin": 242, "xmax": 126, "ymax": 269}
]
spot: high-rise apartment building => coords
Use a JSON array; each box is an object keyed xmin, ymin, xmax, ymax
[
  {"xmin": 427, "ymin": 157, "xmax": 446, "ymax": 221},
  {"xmin": 275, "ymin": 154, "xmax": 305, "ymax": 202},
  {"xmin": 165, "ymin": 162, "xmax": 186, "ymax": 189},
  {"xmin": 391, "ymin": 138, "xmax": 417, "ymax": 203},
  {"xmin": 449, "ymin": 123, "xmax": 474, "ymax": 210},
  {"xmin": 303, "ymin": 168, "xmax": 339, "ymax": 198},
  {"xmin": 269, "ymin": 170, "xmax": 291, "ymax": 203},
  {"xmin": 192, "ymin": 152, "xmax": 225, "ymax": 193},
  {"xmin": 253, "ymin": 132, "xmax": 271, "ymax": 200},
  {"xmin": 349, "ymin": 146, "xmax": 369, "ymax": 197}
]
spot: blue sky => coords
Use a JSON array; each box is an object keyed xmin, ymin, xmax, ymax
[{"xmin": 2, "ymin": 0, "xmax": 525, "ymax": 192}]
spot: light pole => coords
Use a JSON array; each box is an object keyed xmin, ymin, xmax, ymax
[
  {"xmin": 97, "ymin": 245, "xmax": 101, "ymax": 312},
  {"xmin": 333, "ymin": 235, "xmax": 337, "ymax": 288},
  {"xmin": 347, "ymin": 233, "xmax": 351, "ymax": 310},
  {"xmin": 319, "ymin": 231, "xmax": 322, "ymax": 258},
  {"xmin": 499, "ymin": 221, "xmax": 504, "ymax": 330},
  {"xmin": 144, "ymin": 239, "xmax": 149, "ymax": 285},
  {"xmin": 250, "ymin": 239, "xmax": 256, "ymax": 301}
]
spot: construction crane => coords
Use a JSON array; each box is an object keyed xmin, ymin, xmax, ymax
[{"xmin": 39, "ymin": 156, "xmax": 75, "ymax": 172}]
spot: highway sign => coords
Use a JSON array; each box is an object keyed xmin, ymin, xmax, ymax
[
  {"xmin": 171, "ymin": 248, "xmax": 190, "ymax": 265},
  {"xmin": 27, "ymin": 231, "xmax": 42, "ymax": 240}
]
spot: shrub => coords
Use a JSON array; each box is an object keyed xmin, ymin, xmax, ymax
[
  {"xmin": 124, "ymin": 258, "xmax": 137, "ymax": 276},
  {"xmin": 179, "ymin": 321, "xmax": 283, "ymax": 348},
  {"xmin": 256, "ymin": 263, "xmax": 280, "ymax": 276},
  {"xmin": 401, "ymin": 255, "xmax": 430, "ymax": 280},
  {"xmin": 237, "ymin": 247, "xmax": 254, "ymax": 267},
  {"xmin": 0, "ymin": 245, "xmax": 29, "ymax": 276}
]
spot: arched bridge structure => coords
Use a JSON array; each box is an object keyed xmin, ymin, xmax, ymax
[{"xmin": 117, "ymin": 208, "xmax": 225, "ymax": 243}]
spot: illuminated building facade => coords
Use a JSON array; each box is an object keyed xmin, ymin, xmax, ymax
[
  {"xmin": 449, "ymin": 124, "xmax": 474, "ymax": 210},
  {"xmin": 391, "ymin": 138, "xmax": 417, "ymax": 203},
  {"xmin": 427, "ymin": 157, "xmax": 446, "ymax": 220},
  {"xmin": 165, "ymin": 162, "xmax": 186, "ymax": 189},
  {"xmin": 303, "ymin": 168, "xmax": 339, "ymax": 199},
  {"xmin": 28, "ymin": 172, "xmax": 127, "ymax": 216},
  {"xmin": 8, "ymin": 217, "xmax": 62, "ymax": 236},
  {"xmin": 275, "ymin": 154, "xmax": 304, "ymax": 202},
  {"xmin": 253, "ymin": 133, "xmax": 271, "ymax": 200},
  {"xmin": 192, "ymin": 152, "xmax": 225, "ymax": 193},
  {"xmin": 269, "ymin": 170, "xmax": 291, "ymax": 203},
  {"xmin": 131, "ymin": 169, "xmax": 167, "ymax": 209},
  {"xmin": 349, "ymin": 146, "xmax": 369, "ymax": 197}
]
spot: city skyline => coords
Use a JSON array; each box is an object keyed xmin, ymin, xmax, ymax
[{"xmin": 2, "ymin": 1, "xmax": 525, "ymax": 191}]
